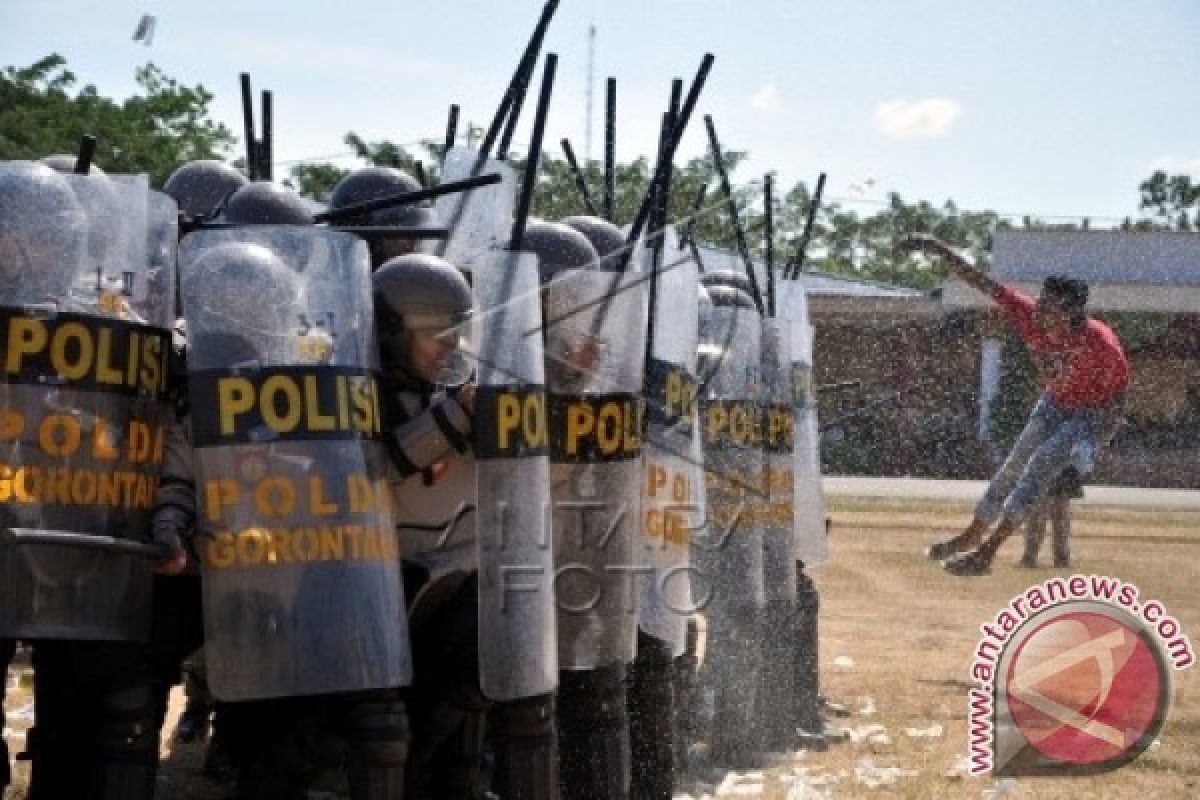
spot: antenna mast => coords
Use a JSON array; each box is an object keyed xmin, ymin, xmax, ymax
[{"xmin": 585, "ymin": 24, "xmax": 596, "ymax": 161}]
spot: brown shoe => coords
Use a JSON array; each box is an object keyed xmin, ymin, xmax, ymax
[
  {"xmin": 943, "ymin": 550, "xmax": 992, "ymax": 577},
  {"xmin": 927, "ymin": 534, "xmax": 978, "ymax": 561}
]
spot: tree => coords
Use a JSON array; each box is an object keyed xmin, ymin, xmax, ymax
[
  {"xmin": 0, "ymin": 54, "xmax": 234, "ymax": 185},
  {"xmin": 1138, "ymin": 170, "xmax": 1198, "ymax": 230}
]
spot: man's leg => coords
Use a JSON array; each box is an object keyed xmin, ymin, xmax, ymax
[
  {"xmin": 29, "ymin": 640, "xmax": 160, "ymax": 800},
  {"xmin": 1051, "ymin": 494, "xmax": 1072, "ymax": 568},
  {"xmin": 627, "ymin": 630, "xmax": 675, "ymax": 800},
  {"xmin": 929, "ymin": 401, "xmax": 1055, "ymax": 560},
  {"xmin": 947, "ymin": 415, "xmax": 1092, "ymax": 575},
  {"xmin": 557, "ymin": 663, "xmax": 632, "ymax": 799},
  {"xmin": 1021, "ymin": 501, "xmax": 1048, "ymax": 568}
]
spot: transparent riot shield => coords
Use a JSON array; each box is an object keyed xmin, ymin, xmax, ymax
[
  {"xmin": 147, "ymin": 190, "xmax": 180, "ymax": 318},
  {"xmin": 785, "ymin": 283, "xmax": 827, "ymax": 567},
  {"xmin": 436, "ymin": 147, "xmax": 519, "ymax": 269},
  {"xmin": 639, "ymin": 228, "xmax": 701, "ymax": 657},
  {"xmin": 469, "ymin": 246, "xmax": 557, "ymax": 700},
  {"xmin": 179, "ymin": 225, "xmax": 410, "ymax": 701},
  {"xmin": 762, "ymin": 317, "xmax": 797, "ymax": 601},
  {"xmin": 695, "ymin": 302, "xmax": 764, "ymax": 614},
  {"xmin": 0, "ymin": 168, "xmax": 171, "ymax": 641},
  {"xmin": 544, "ymin": 265, "xmax": 647, "ymax": 670}
]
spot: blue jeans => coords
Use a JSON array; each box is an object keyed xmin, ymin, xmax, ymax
[{"xmin": 976, "ymin": 394, "xmax": 1120, "ymax": 526}]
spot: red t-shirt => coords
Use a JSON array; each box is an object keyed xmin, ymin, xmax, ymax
[{"xmin": 992, "ymin": 284, "xmax": 1130, "ymax": 409}]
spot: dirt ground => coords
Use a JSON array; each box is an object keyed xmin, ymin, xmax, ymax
[{"xmin": 4, "ymin": 494, "xmax": 1198, "ymax": 799}]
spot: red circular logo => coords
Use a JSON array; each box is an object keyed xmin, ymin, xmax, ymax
[{"xmin": 1004, "ymin": 609, "xmax": 1167, "ymax": 767}]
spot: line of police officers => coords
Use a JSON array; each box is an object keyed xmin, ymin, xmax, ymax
[{"xmin": 0, "ymin": 145, "xmax": 830, "ymax": 800}]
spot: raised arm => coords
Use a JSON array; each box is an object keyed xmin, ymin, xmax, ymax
[{"xmin": 895, "ymin": 233, "xmax": 999, "ymax": 296}]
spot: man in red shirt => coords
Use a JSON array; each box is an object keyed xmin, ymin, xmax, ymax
[{"xmin": 898, "ymin": 234, "xmax": 1129, "ymax": 576}]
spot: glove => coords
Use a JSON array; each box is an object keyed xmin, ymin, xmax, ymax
[{"xmin": 151, "ymin": 517, "xmax": 189, "ymax": 576}]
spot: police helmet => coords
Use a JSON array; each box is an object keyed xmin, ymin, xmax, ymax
[
  {"xmin": 373, "ymin": 253, "xmax": 476, "ymax": 385},
  {"xmin": 163, "ymin": 160, "xmax": 248, "ymax": 218}
]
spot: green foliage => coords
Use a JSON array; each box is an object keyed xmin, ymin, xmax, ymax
[
  {"xmin": 0, "ymin": 54, "xmax": 234, "ymax": 185},
  {"xmin": 1139, "ymin": 171, "xmax": 1199, "ymax": 230}
]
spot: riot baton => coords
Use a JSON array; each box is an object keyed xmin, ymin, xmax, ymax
[
  {"xmin": 604, "ymin": 77, "xmax": 617, "ymax": 221},
  {"xmin": 4, "ymin": 529, "xmax": 170, "ymax": 561},
  {"xmin": 787, "ymin": 171, "xmax": 826, "ymax": 279},
  {"xmin": 509, "ymin": 53, "xmax": 558, "ymax": 249},
  {"xmin": 688, "ymin": 238, "xmax": 708, "ymax": 273},
  {"xmin": 186, "ymin": 220, "xmax": 450, "ymax": 240},
  {"xmin": 677, "ymin": 184, "xmax": 708, "ymax": 248},
  {"xmin": 479, "ymin": 0, "xmax": 560, "ymax": 164},
  {"xmin": 239, "ymin": 72, "xmax": 258, "ymax": 179},
  {"xmin": 497, "ymin": 69, "xmax": 530, "ymax": 161},
  {"xmin": 73, "ymin": 134, "xmax": 97, "ymax": 174},
  {"xmin": 313, "ymin": 173, "xmax": 502, "ymax": 223},
  {"xmin": 817, "ymin": 380, "xmax": 863, "ymax": 395},
  {"xmin": 444, "ymin": 103, "xmax": 460, "ymax": 158},
  {"xmin": 561, "ymin": 139, "xmax": 599, "ymax": 216},
  {"xmin": 617, "ymin": 52, "xmax": 715, "ymax": 272},
  {"xmin": 704, "ymin": 114, "xmax": 765, "ymax": 314},
  {"xmin": 326, "ymin": 225, "xmax": 450, "ymax": 240},
  {"xmin": 644, "ymin": 111, "xmax": 673, "ymax": 372},
  {"xmin": 764, "ymin": 173, "xmax": 776, "ymax": 316},
  {"xmin": 585, "ymin": 53, "xmax": 712, "ymax": 337},
  {"xmin": 260, "ymin": 89, "xmax": 274, "ymax": 181}
]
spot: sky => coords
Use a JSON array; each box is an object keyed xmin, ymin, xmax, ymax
[{"xmin": 2, "ymin": 0, "xmax": 1198, "ymax": 225}]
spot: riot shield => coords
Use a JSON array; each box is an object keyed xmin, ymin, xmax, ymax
[
  {"xmin": 693, "ymin": 287, "xmax": 765, "ymax": 763},
  {"xmin": 543, "ymin": 264, "xmax": 647, "ymax": 670},
  {"xmin": 785, "ymin": 283, "xmax": 827, "ymax": 567},
  {"xmin": 147, "ymin": 190, "xmax": 180, "ymax": 318},
  {"xmin": 694, "ymin": 300, "xmax": 764, "ymax": 615},
  {"xmin": 0, "ymin": 168, "xmax": 172, "ymax": 641},
  {"xmin": 638, "ymin": 228, "xmax": 701, "ymax": 657},
  {"xmin": 761, "ymin": 317, "xmax": 797, "ymax": 601},
  {"xmin": 436, "ymin": 147, "xmax": 519, "ymax": 268},
  {"xmin": 179, "ymin": 225, "xmax": 411, "ymax": 701},
  {"xmin": 469, "ymin": 246, "xmax": 557, "ymax": 700}
]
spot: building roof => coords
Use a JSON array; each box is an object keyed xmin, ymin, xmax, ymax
[
  {"xmin": 991, "ymin": 229, "xmax": 1200, "ymax": 286},
  {"xmin": 692, "ymin": 242, "xmax": 941, "ymax": 316},
  {"xmin": 945, "ymin": 229, "xmax": 1200, "ymax": 312}
]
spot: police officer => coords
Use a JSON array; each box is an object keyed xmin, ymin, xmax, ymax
[
  {"xmin": 375, "ymin": 253, "xmax": 560, "ymax": 800},
  {"xmin": 163, "ymin": 159, "xmax": 249, "ymax": 219},
  {"xmin": 330, "ymin": 166, "xmax": 439, "ymax": 268}
]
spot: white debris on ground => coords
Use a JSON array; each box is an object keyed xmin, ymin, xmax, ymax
[
  {"xmin": 832, "ymin": 655, "xmax": 855, "ymax": 670},
  {"xmin": 903, "ymin": 722, "xmax": 944, "ymax": 738},
  {"xmin": 714, "ymin": 770, "xmax": 765, "ymax": 796},
  {"xmin": 943, "ymin": 752, "xmax": 974, "ymax": 779},
  {"xmin": 853, "ymin": 757, "xmax": 918, "ymax": 788},
  {"xmin": 856, "ymin": 695, "xmax": 877, "ymax": 715},
  {"xmin": 843, "ymin": 723, "xmax": 887, "ymax": 743},
  {"xmin": 981, "ymin": 778, "xmax": 1024, "ymax": 798}
]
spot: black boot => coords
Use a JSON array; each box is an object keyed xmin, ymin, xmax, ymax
[
  {"xmin": 627, "ymin": 632, "xmax": 674, "ymax": 800},
  {"xmin": 757, "ymin": 596, "xmax": 798, "ymax": 753},
  {"xmin": 345, "ymin": 693, "xmax": 410, "ymax": 800},
  {"xmin": 672, "ymin": 619, "xmax": 700, "ymax": 783},
  {"xmin": 556, "ymin": 662, "xmax": 633, "ymax": 800},
  {"xmin": 794, "ymin": 567, "xmax": 828, "ymax": 750},
  {"xmin": 708, "ymin": 606, "xmax": 764, "ymax": 768},
  {"xmin": 492, "ymin": 693, "xmax": 560, "ymax": 800},
  {"xmin": 557, "ymin": 665, "xmax": 630, "ymax": 799}
]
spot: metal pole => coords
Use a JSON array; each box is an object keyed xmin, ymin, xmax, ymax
[
  {"xmin": 510, "ymin": 53, "xmax": 559, "ymax": 249},
  {"xmin": 561, "ymin": 139, "xmax": 599, "ymax": 216},
  {"xmin": 703, "ymin": 114, "xmax": 764, "ymax": 313}
]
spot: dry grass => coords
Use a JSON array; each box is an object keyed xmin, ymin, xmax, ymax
[
  {"xmin": 748, "ymin": 498, "xmax": 1200, "ymax": 800},
  {"xmin": 4, "ymin": 497, "xmax": 1199, "ymax": 799}
]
